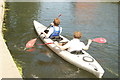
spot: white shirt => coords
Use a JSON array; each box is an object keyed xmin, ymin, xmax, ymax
[{"xmin": 61, "ymin": 38, "xmax": 86, "ymax": 52}]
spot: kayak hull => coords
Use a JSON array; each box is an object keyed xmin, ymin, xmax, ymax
[{"xmin": 33, "ymin": 20, "xmax": 105, "ymax": 78}]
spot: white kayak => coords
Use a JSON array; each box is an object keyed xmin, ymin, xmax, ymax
[{"xmin": 33, "ymin": 20, "xmax": 105, "ymax": 78}]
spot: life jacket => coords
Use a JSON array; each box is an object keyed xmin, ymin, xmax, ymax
[{"xmin": 49, "ymin": 25, "xmax": 60, "ymax": 38}]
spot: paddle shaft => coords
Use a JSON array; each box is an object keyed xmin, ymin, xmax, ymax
[
  {"xmin": 25, "ymin": 14, "xmax": 62, "ymax": 48},
  {"xmin": 32, "ymin": 14, "xmax": 62, "ymax": 43},
  {"xmin": 37, "ymin": 42, "xmax": 54, "ymax": 45},
  {"xmin": 37, "ymin": 37, "xmax": 106, "ymax": 46},
  {"xmin": 37, "ymin": 41, "xmax": 67, "ymax": 46},
  {"xmin": 26, "ymin": 37, "xmax": 106, "ymax": 51}
]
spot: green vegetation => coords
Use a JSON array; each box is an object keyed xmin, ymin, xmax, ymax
[
  {"xmin": 14, "ymin": 59, "xmax": 23, "ymax": 76},
  {"xmin": 2, "ymin": 2, "xmax": 9, "ymax": 42}
]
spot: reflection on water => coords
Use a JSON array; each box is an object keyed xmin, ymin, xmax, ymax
[{"xmin": 5, "ymin": 2, "xmax": 118, "ymax": 78}]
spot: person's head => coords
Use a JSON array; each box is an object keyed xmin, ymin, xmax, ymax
[
  {"xmin": 73, "ymin": 31, "xmax": 82, "ymax": 39},
  {"xmin": 53, "ymin": 18, "xmax": 60, "ymax": 26}
]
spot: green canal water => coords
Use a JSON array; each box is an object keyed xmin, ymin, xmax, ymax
[{"xmin": 4, "ymin": 2, "xmax": 118, "ymax": 78}]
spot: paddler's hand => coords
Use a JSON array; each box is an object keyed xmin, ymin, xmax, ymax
[
  {"xmin": 50, "ymin": 22, "xmax": 54, "ymax": 26},
  {"xmin": 88, "ymin": 39, "xmax": 92, "ymax": 45},
  {"xmin": 54, "ymin": 41, "xmax": 58, "ymax": 45},
  {"xmin": 54, "ymin": 41, "xmax": 61, "ymax": 47}
]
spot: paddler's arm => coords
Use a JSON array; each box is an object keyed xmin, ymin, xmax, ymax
[
  {"xmin": 41, "ymin": 31, "xmax": 49, "ymax": 38},
  {"xmin": 54, "ymin": 41, "xmax": 69, "ymax": 50},
  {"xmin": 82, "ymin": 39, "xmax": 92, "ymax": 50},
  {"xmin": 41, "ymin": 27, "xmax": 54, "ymax": 38},
  {"xmin": 40, "ymin": 22, "xmax": 54, "ymax": 38}
]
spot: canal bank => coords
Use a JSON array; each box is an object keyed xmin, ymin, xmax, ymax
[{"xmin": 0, "ymin": 0, "xmax": 22, "ymax": 78}]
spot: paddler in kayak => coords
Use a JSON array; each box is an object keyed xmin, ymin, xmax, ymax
[
  {"xmin": 54, "ymin": 31, "xmax": 92, "ymax": 53},
  {"xmin": 42, "ymin": 18, "xmax": 62, "ymax": 41}
]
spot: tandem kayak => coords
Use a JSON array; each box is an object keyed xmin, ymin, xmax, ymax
[{"xmin": 33, "ymin": 20, "xmax": 105, "ymax": 78}]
